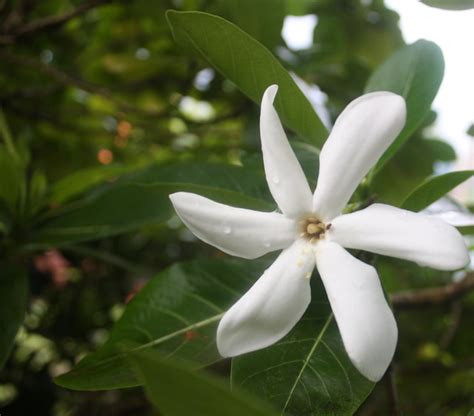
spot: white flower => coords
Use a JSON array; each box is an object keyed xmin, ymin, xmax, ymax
[{"xmin": 169, "ymin": 85, "xmax": 469, "ymax": 382}]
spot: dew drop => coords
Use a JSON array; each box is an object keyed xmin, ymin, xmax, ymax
[
  {"xmin": 263, "ymin": 241, "xmax": 271, "ymax": 248},
  {"xmin": 223, "ymin": 226, "xmax": 232, "ymax": 234},
  {"xmin": 272, "ymin": 176, "xmax": 280, "ymax": 184}
]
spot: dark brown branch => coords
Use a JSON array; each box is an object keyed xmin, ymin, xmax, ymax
[
  {"xmin": 390, "ymin": 273, "xmax": 474, "ymax": 309},
  {"xmin": 0, "ymin": 50, "xmax": 170, "ymax": 118},
  {"xmin": 0, "ymin": 0, "xmax": 116, "ymax": 43}
]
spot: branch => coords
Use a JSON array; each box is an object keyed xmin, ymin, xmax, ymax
[
  {"xmin": 390, "ymin": 273, "xmax": 474, "ymax": 309},
  {"xmin": 0, "ymin": 50, "xmax": 170, "ymax": 118},
  {"xmin": 0, "ymin": 0, "xmax": 116, "ymax": 42}
]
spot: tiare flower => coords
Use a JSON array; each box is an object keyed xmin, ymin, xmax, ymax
[{"xmin": 170, "ymin": 85, "xmax": 469, "ymax": 381}]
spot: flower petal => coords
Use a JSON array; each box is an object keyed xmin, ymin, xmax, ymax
[
  {"xmin": 260, "ymin": 85, "xmax": 313, "ymax": 217},
  {"xmin": 315, "ymin": 241, "xmax": 397, "ymax": 382},
  {"xmin": 169, "ymin": 192, "xmax": 297, "ymax": 259},
  {"xmin": 330, "ymin": 204, "xmax": 469, "ymax": 270},
  {"xmin": 313, "ymin": 92, "xmax": 406, "ymax": 220},
  {"xmin": 217, "ymin": 239, "xmax": 314, "ymax": 357}
]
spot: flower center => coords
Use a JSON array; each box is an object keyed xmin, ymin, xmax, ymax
[{"xmin": 300, "ymin": 216, "xmax": 331, "ymax": 243}]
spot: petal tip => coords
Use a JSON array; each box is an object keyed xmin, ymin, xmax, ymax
[{"xmin": 263, "ymin": 84, "xmax": 279, "ymax": 103}]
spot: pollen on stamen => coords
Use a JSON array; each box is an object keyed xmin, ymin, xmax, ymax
[{"xmin": 300, "ymin": 215, "xmax": 327, "ymax": 243}]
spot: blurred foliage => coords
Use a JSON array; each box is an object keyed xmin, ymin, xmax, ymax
[{"xmin": 0, "ymin": 0, "xmax": 472, "ymax": 415}]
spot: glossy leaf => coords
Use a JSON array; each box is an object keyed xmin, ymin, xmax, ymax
[
  {"xmin": 402, "ymin": 170, "xmax": 474, "ymax": 212},
  {"xmin": 49, "ymin": 165, "xmax": 133, "ymax": 205},
  {"xmin": 422, "ymin": 0, "xmax": 474, "ymax": 9},
  {"xmin": 232, "ymin": 275, "xmax": 374, "ymax": 416},
  {"xmin": 166, "ymin": 10, "xmax": 328, "ymax": 147},
  {"xmin": 365, "ymin": 40, "xmax": 444, "ymax": 170},
  {"xmin": 130, "ymin": 350, "xmax": 278, "ymax": 416},
  {"xmin": 55, "ymin": 258, "xmax": 268, "ymax": 390},
  {"xmin": 0, "ymin": 262, "xmax": 28, "ymax": 370},
  {"xmin": 32, "ymin": 162, "xmax": 272, "ymax": 246}
]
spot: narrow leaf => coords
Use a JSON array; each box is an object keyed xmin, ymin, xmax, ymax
[
  {"xmin": 166, "ymin": 10, "xmax": 327, "ymax": 147},
  {"xmin": 32, "ymin": 162, "xmax": 272, "ymax": 246},
  {"xmin": 422, "ymin": 0, "xmax": 474, "ymax": 10},
  {"xmin": 402, "ymin": 170, "xmax": 474, "ymax": 212},
  {"xmin": 0, "ymin": 262, "xmax": 28, "ymax": 370},
  {"xmin": 130, "ymin": 350, "xmax": 278, "ymax": 416}
]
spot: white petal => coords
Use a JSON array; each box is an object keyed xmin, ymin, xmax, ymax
[
  {"xmin": 169, "ymin": 192, "xmax": 296, "ymax": 259},
  {"xmin": 315, "ymin": 241, "xmax": 397, "ymax": 382},
  {"xmin": 313, "ymin": 92, "xmax": 406, "ymax": 220},
  {"xmin": 260, "ymin": 85, "xmax": 313, "ymax": 218},
  {"xmin": 217, "ymin": 239, "xmax": 314, "ymax": 357},
  {"xmin": 330, "ymin": 204, "xmax": 469, "ymax": 270}
]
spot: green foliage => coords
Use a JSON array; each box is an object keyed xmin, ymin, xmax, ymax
[
  {"xmin": 130, "ymin": 350, "xmax": 278, "ymax": 416},
  {"xmin": 365, "ymin": 40, "xmax": 444, "ymax": 170},
  {"xmin": 0, "ymin": 262, "xmax": 28, "ymax": 370},
  {"xmin": 56, "ymin": 257, "xmax": 268, "ymax": 390},
  {"xmin": 166, "ymin": 11, "xmax": 328, "ymax": 147},
  {"xmin": 33, "ymin": 161, "xmax": 271, "ymax": 246},
  {"xmin": 0, "ymin": 1, "xmax": 471, "ymax": 415},
  {"xmin": 402, "ymin": 170, "xmax": 474, "ymax": 212}
]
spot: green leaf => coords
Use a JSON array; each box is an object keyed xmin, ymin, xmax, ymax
[
  {"xmin": 225, "ymin": 0, "xmax": 286, "ymax": 51},
  {"xmin": 130, "ymin": 350, "xmax": 278, "ymax": 416},
  {"xmin": 49, "ymin": 165, "xmax": 133, "ymax": 205},
  {"xmin": 55, "ymin": 257, "xmax": 268, "ymax": 390},
  {"xmin": 422, "ymin": 0, "xmax": 474, "ymax": 10},
  {"xmin": 0, "ymin": 262, "xmax": 28, "ymax": 370},
  {"xmin": 0, "ymin": 145, "xmax": 24, "ymax": 210},
  {"xmin": 232, "ymin": 276, "xmax": 374, "ymax": 416},
  {"xmin": 370, "ymin": 138, "xmax": 455, "ymax": 207},
  {"xmin": 365, "ymin": 40, "xmax": 444, "ymax": 170},
  {"xmin": 166, "ymin": 10, "xmax": 327, "ymax": 147},
  {"xmin": 402, "ymin": 170, "xmax": 474, "ymax": 212},
  {"xmin": 32, "ymin": 161, "xmax": 272, "ymax": 246}
]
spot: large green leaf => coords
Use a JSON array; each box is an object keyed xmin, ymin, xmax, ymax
[
  {"xmin": 232, "ymin": 275, "xmax": 374, "ymax": 416},
  {"xmin": 402, "ymin": 170, "xmax": 474, "ymax": 212},
  {"xmin": 56, "ymin": 258, "xmax": 267, "ymax": 390},
  {"xmin": 166, "ymin": 10, "xmax": 327, "ymax": 147},
  {"xmin": 422, "ymin": 0, "xmax": 474, "ymax": 9},
  {"xmin": 365, "ymin": 40, "xmax": 444, "ymax": 170},
  {"xmin": 130, "ymin": 350, "xmax": 278, "ymax": 416},
  {"xmin": 49, "ymin": 165, "xmax": 134, "ymax": 205},
  {"xmin": 32, "ymin": 161, "xmax": 272, "ymax": 246},
  {"xmin": 0, "ymin": 262, "xmax": 28, "ymax": 370}
]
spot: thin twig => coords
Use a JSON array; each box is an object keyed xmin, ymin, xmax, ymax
[
  {"xmin": 390, "ymin": 273, "xmax": 474, "ymax": 309},
  {"xmin": 0, "ymin": 0, "xmax": 116, "ymax": 43},
  {"xmin": 385, "ymin": 365, "xmax": 402, "ymax": 416},
  {"xmin": 0, "ymin": 49, "xmax": 170, "ymax": 118},
  {"xmin": 439, "ymin": 301, "xmax": 462, "ymax": 349}
]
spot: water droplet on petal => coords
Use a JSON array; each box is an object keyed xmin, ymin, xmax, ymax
[
  {"xmin": 263, "ymin": 241, "xmax": 271, "ymax": 248},
  {"xmin": 272, "ymin": 176, "xmax": 280, "ymax": 184},
  {"xmin": 223, "ymin": 226, "xmax": 232, "ymax": 235}
]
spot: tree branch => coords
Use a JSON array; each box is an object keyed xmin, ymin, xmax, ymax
[
  {"xmin": 0, "ymin": 49, "xmax": 170, "ymax": 118},
  {"xmin": 390, "ymin": 273, "xmax": 474, "ymax": 309},
  {"xmin": 0, "ymin": 0, "xmax": 116, "ymax": 43}
]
